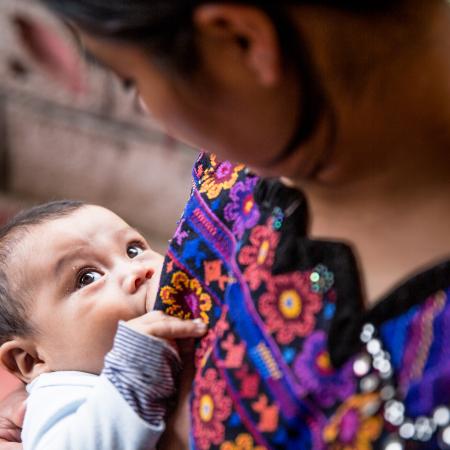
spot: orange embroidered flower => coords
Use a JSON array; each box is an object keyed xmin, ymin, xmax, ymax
[
  {"xmin": 220, "ymin": 433, "xmax": 266, "ymax": 450},
  {"xmin": 160, "ymin": 271, "xmax": 212, "ymax": 323},
  {"xmin": 199, "ymin": 158, "xmax": 245, "ymax": 200},
  {"xmin": 323, "ymin": 393, "xmax": 383, "ymax": 450}
]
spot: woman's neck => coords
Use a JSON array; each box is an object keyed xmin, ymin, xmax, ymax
[
  {"xmin": 286, "ymin": 2, "xmax": 450, "ymax": 304},
  {"xmin": 291, "ymin": 127, "xmax": 450, "ymax": 303},
  {"xmin": 304, "ymin": 177, "xmax": 450, "ymax": 306}
]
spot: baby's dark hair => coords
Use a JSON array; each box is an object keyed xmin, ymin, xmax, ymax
[{"xmin": 0, "ymin": 200, "xmax": 85, "ymax": 346}]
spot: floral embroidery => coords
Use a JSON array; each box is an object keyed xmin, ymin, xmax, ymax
[
  {"xmin": 294, "ymin": 331, "xmax": 356, "ymax": 407},
  {"xmin": 193, "ymin": 368, "xmax": 233, "ymax": 450},
  {"xmin": 259, "ymin": 272, "xmax": 322, "ymax": 344},
  {"xmin": 196, "ymin": 310, "xmax": 229, "ymax": 368},
  {"xmin": 221, "ymin": 333, "xmax": 247, "ymax": 369},
  {"xmin": 209, "ymin": 153, "xmax": 219, "ymax": 167},
  {"xmin": 220, "ymin": 433, "xmax": 266, "ymax": 450},
  {"xmin": 199, "ymin": 157, "xmax": 244, "ymax": 200},
  {"xmin": 196, "ymin": 163, "xmax": 205, "ymax": 179},
  {"xmin": 156, "ymin": 153, "xmax": 450, "ymax": 449},
  {"xmin": 173, "ymin": 218, "xmax": 189, "ymax": 245},
  {"xmin": 238, "ymin": 221, "xmax": 280, "ymax": 291},
  {"xmin": 224, "ymin": 177, "xmax": 260, "ymax": 239},
  {"xmin": 235, "ymin": 364, "xmax": 260, "ymax": 399},
  {"xmin": 252, "ymin": 394, "xmax": 279, "ymax": 432},
  {"xmin": 160, "ymin": 271, "xmax": 212, "ymax": 323},
  {"xmin": 323, "ymin": 393, "xmax": 383, "ymax": 450},
  {"xmin": 204, "ymin": 260, "xmax": 231, "ymax": 291}
]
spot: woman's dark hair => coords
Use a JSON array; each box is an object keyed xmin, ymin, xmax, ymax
[
  {"xmin": 0, "ymin": 200, "xmax": 85, "ymax": 345},
  {"xmin": 37, "ymin": 0, "xmax": 407, "ymax": 162}
]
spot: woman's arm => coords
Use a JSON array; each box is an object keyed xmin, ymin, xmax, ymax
[{"xmin": 157, "ymin": 342, "xmax": 195, "ymax": 450}]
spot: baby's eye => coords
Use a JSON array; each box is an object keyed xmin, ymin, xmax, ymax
[
  {"xmin": 127, "ymin": 243, "xmax": 144, "ymax": 259},
  {"xmin": 76, "ymin": 270, "xmax": 102, "ymax": 289}
]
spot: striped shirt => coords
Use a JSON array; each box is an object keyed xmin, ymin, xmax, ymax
[{"xmin": 102, "ymin": 321, "xmax": 182, "ymax": 426}]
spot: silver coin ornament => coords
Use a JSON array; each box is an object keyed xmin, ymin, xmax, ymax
[{"xmin": 355, "ymin": 322, "xmax": 450, "ymax": 449}]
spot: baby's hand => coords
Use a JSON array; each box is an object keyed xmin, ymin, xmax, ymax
[{"xmin": 125, "ymin": 311, "xmax": 207, "ymax": 342}]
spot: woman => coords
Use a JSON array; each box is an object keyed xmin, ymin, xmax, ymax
[{"xmin": 2, "ymin": 0, "xmax": 450, "ymax": 448}]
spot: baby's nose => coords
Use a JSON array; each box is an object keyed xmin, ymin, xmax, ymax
[
  {"xmin": 134, "ymin": 269, "xmax": 153, "ymax": 290},
  {"xmin": 125, "ymin": 265, "xmax": 154, "ymax": 293}
]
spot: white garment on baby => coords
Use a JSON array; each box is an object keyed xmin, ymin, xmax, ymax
[{"xmin": 22, "ymin": 371, "xmax": 163, "ymax": 450}]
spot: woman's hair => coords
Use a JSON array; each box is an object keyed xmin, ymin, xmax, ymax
[
  {"xmin": 38, "ymin": 0, "xmax": 404, "ymax": 73},
  {"xmin": 0, "ymin": 200, "xmax": 85, "ymax": 345},
  {"xmin": 36, "ymin": 0, "xmax": 408, "ymax": 161}
]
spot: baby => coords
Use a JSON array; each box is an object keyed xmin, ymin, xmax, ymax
[{"xmin": 0, "ymin": 200, "xmax": 206, "ymax": 450}]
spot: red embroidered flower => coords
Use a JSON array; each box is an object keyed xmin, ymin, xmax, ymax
[
  {"xmin": 160, "ymin": 271, "xmax": 212, "ymax": 323},
  {"xmin": 238, "ymin": 222, "xmax": 280, "ymax": 290},
  {"xmin": 259, "ymin": 272, "xmax": 322, "ymax": 344},
  {"xmin": 193, "ymin": 368, "xmax": 233, "ymax": 450},
  {"xmin": 195, "ymin": 312, "xmax": 229, "ymax": 368}
]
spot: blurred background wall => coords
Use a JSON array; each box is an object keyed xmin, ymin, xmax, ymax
[{"xmin": 0, "ymin": 0, "xmax": 197, "ymax": 398}]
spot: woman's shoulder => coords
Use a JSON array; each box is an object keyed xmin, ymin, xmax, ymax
[{"xmin": 191, "ymin": 152, "xmax": 306, "ymax": 229}]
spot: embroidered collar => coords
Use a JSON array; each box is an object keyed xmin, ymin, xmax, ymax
[{"xmin": 254, "ymin": 178, "xmax": 450, "ymax": 366}]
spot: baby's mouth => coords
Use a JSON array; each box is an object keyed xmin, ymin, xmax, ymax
[{"xmin": 145, "ymin": 280, "xmax": 157, "ymax": 313}]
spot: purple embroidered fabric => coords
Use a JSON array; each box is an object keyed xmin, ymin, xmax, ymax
[{"xmin": 155, "ymin": 152, "xmax": 450, "ymax": 450}]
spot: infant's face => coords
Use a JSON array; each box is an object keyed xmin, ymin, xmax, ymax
[{"xmin": 10, "ymin": 205, "xmax": 164, "ymax": 374}]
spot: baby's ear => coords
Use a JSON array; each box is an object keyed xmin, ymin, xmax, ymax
[{"xmin": 0, "ymin": 339, "xmax": 49, "ymax": 384}]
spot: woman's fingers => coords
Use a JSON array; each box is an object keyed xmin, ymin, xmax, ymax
[
  {"xmin": 126, "ymin": 311, "xmax": 207, "ymax": 339},
  {"xmin": 0, "ymin": 386, "xmax": 26, "ymax": 448},
  {"xmin": 147, "ymin": 318, "xmax": 207, "ymax": 339}
]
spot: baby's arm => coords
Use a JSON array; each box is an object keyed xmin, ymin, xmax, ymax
[
  {"xmin": 103, "ymin": 312, "xmax": 204, "ymax": 428},
  {"xmin": 22, "ymin": 312, "xmax": 206, "ymax": 450}
]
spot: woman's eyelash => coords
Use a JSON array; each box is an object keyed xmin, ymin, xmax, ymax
[{"xmin": 122, "ymin": 78, "xmax": 135, "ymax": 91}]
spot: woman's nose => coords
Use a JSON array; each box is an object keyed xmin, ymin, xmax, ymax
[{"xmin": 124, "ymin": 264, "xmax": 154, "ymax": 293}]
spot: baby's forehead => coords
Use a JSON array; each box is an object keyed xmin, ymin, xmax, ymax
[
  {"xmin": 13, "ymin": 207, "xmax": 132, "ymax": 264},
  {"xmin": 4, "ymin": 205, "xmax": 139, "ymax": 300},
  {"xmin": 40, "ymin": 205, "xmax": 130, "ymax": 237}
]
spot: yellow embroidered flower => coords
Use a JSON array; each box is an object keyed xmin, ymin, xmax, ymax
[
  {"xmin": 323, "ymin": 393, "xmax": 383, "ymax": 450},
  {"xmin": 199, "ymin": 158, "xmax": 244, "ymax": 200},
  {"xmin": 220, "ymin": 433, "xmax": 266, "ymax": 450},
  {"xmin": 160, "ymin": 271, "xmax": 212, "ymax": 323}
]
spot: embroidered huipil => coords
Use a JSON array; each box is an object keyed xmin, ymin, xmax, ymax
[{"xmin": 155, "ymin": 153, "xmax": 450, "ymax": 450}]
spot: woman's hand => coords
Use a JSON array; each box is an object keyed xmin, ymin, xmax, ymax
[
  {"xmin": 0, "ymin": 386, "xmax": 27, "ymax": 449},
  {"xmin": 125, "ymin": 311, "xmax": 207, "ymax": 351}
]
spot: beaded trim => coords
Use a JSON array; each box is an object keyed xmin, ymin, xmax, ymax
[{"xmin": 355, "ymin": 320, "xmax": 450, "ymax": 449}]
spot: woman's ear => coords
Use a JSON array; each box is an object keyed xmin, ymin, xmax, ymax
[
  {"xmin": 13, "ymin": 15, "xmax": 85, "ymax": 93},
  {"xmin": 193, "ymin": 4, "xmax": 282, "ymax": 86},
  {"xmin": 0, "ymin": 339, "xmax": 49, "ymax": 384}
]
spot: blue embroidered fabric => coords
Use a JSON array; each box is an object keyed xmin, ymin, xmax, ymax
[{"xmin": 155, "ymin": 152, "xmax": 450, "ymax": 450}]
